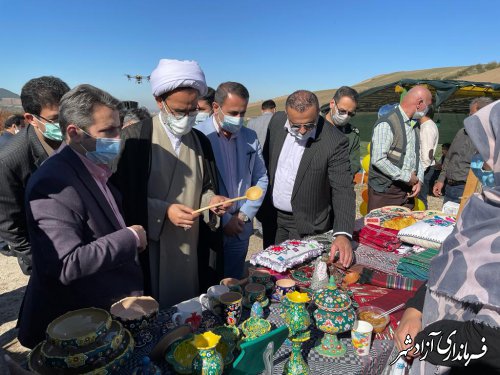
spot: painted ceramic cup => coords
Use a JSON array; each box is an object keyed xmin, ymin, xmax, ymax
[
  {"xmin": 271, "ymin": 278, "xmax": 296, "ymax": 303},
  {"xmin": 351, "ymin": 320, "xmax": 373, "ymax": 356},
  {"xmin": 219, "ymin": 292, "xmax": 243, "ymax": 326},
  {"xmin": 250, "ymin": 269, "xmax": 271, "ymax": 285},
  {"xmin": 245, "ymin": 283, "xmax": 266, "ymax": 305},
  {"xmin": 172, "ymin": 300, "xmax": 203, "ymax": 332},
  {"xmin": 199, "ymin": 285, "xmax": 229, "ymax": 316},
  {"xmin": 220, "ymin": 278, "xmax": 244, "ymax": 294}
]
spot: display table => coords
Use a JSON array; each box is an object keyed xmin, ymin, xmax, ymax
[{"xmin": 122, "ymin": 298, "xmax": 394, "ymax": 374}]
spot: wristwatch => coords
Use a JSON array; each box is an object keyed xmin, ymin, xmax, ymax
[{"xmin": 237, "ymin": 212, "xmax": 250, "ymax": 223}]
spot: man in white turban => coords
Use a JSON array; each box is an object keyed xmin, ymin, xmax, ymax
[{"xmin": 113, "ymin": 59, "xmax": 231, "ymax": 308}]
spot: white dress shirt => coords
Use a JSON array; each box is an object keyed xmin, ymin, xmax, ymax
[
  {"xmin": 273, "ymin": 121, "xmax": 316, "ymax": 212},
  {"xmin": 419, "ymin": 119, "xmax": 439, "ymax": 169}
]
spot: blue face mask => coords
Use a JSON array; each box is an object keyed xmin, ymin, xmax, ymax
[
  {"xmin": 218, "ymin": 108, "xmax": 244, "ymax": 134},
  {"xmin": 470, "ymin": 153, "xmax": 495, "ymax": 188},
  {"xmin": 195, "ymin": 111, "xmax": 210, "ymax": 125},
  {"xmin": 81, "ymin": 131, "xmax": 121, "ymax": 166}
]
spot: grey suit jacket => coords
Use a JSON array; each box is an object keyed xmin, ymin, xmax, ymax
[
  {"xmin": 247, "ymin": 112, "xmax": 273, "ymax": 147},
  {"xmin": 262, "ymin": 112, "xmax": 355, "ymax": 240},
  {"xmin": 18, "ymin": 146, "xmax": 143, "ymax": 348},
  {"xmin": 0, "ymin": 126, "xmax": 48, "ymax": 274}
]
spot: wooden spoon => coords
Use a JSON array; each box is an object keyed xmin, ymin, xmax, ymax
[{"xmin": 193, "ymin": 186, "xmax": 263, "ymax": 214}]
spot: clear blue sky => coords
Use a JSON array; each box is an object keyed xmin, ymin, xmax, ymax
[{"xmin": 1, "ymin": 0, "xmax": 498, "ymax": 110}]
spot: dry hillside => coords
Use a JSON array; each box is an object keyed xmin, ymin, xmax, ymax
[{"xmin": 245, "ymin": 63, "xmax": 499, "ymax": 118}]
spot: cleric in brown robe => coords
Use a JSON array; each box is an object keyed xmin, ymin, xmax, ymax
[{"xmin": 112, "ymin": 59, "xmax": 231, "ymax": 308}]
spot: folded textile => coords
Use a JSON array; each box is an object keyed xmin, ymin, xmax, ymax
[
  {"xmin": 250, "ymin": 239, "xmax": 324, "ymax": 273},
  {"xmin": 397, "ymin": 215, "xmax": 456, "ymax": 249},
  {"xmin": 354, "ymin": 244, "xmax": 403, "ymax": 275},
  {"xmin": 358, "ymin": 267, "xmax": 424, "ymax": 292},
  {"xmin": 397, "ymin": 248, "xmax": 439, "ymax": 280},
  {"xmin": 355, "ymin": 224, "xmax": 402, "ymax": 252}
]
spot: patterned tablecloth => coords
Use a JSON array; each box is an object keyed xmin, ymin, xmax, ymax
[{"xmin": 122, "ymin": 302, "xmax": 394, "ymax": 374}]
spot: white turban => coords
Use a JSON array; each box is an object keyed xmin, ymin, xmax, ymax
[{"xmin": 150, "ymin": 59, "xmax": 207, "ymax": 97}]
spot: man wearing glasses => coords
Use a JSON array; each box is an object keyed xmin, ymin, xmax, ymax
[
  {"xmin": 260, "ymin": 90, "xmax": 355, "ymax": 268},
  {"xmin": 0, "ymin": 76, "xmax": 70, "ymax": 274},
  {"xmin": 323, "ymin": 86, "xmax": 360, "ymax": 177},
  {"xmin": 113, "ymin": 59, "xmax": 231, "ymax": 308}
]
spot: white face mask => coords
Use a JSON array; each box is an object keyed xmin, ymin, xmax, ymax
[
  {"xmin": 14, "ymin": 127, "xmax": 20, "ymax": 134},
  {"xmin": 413, "ymin": 103, "xmax": 429, "ymax": 120},
  {"xmin": 195, "ymin": 111, "xmax": 210, "ymax": 125},
  {"xmin": 161, "ymin": 102, "xmax": 196, "ymax": 136},
  {"xmin": 286, "ymin": 120, "xmax": 312, "ymax": 141},
  {"xmin": 331, "ymin": 103, "xmax": 351, "ymax": 126}
]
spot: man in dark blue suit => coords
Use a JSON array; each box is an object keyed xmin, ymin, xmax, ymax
[{"xmin": 17, "ymin": 84, "xmax": 146, "ymax": 348}]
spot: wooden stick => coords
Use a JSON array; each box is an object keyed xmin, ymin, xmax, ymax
[{"xmin": 192, "ymin": 195, "xmax": 246, "ymax": 214}]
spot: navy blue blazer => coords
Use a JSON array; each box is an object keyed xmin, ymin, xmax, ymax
[{"xmin": 18, "ymin": 146, "xmax": 143, "ymax": 348}]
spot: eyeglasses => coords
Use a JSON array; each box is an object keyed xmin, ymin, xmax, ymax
[
  {"xmin": 34, "ymin": 114, "xmax": 58, "ymax": 124},
  {"xmin": 163, "ymin": 100, "xmax": 198, "ymax": 120},
  {"xmin": 289, "ymin": 120, "xmax": 316, "ymax": 131},
  {"xmin": 334, "ymin": 102, "xmax": 356, "ymax": 117}
]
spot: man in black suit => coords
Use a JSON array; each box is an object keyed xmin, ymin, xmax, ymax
[
  {"xmin": 261, "ymin": 90, "xmax": 355, "ymax": 267},
  {"xmin": 0, "ymin": 76, "xmax": 70, "ymax": 274},
  {"xmin": 0, "ymin": 115, "xmax": 25, "ymax": 149}
]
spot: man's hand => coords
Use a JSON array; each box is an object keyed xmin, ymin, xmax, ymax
[
  {"xmin": 208, "ymin": 195, "xmax": 232, "ymax": 217},
  {"xmin": 129, "ymin": 225, "xmax": 147, "ymax": 252},
  {"xmin": 167, "ymin": 204, "xmax": 199, "ymax": 230},
  {"xmin": 408, "ymin": 182, "xmax": 421, "ymax": 198},
  {"xmin": 433, "ymin": 181, "xmax": 444, "ymax": 197},
  {"xmin": 394, "ymin": 307, "xmax": 423, "ymax": 358},
  {"xmin": 329, "ymin": 235, "xmax": 353, "ymax": 268},
  {"xmin": 223, "ymin": 214, "xmax": 244, "ymax": 237},
  {"xmin": 408, "ymin": 171, "xmax": 419, "ymax": 186}
]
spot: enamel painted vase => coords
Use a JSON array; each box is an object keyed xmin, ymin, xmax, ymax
[
  {"xmin": 280, "ymin": 291, "xmax": 311, "ymax": 340},
  {"xmin": 281, "ymin": 291, "xmax": 311, "ymax": 375},
  {"xmin": 191, "ymin": 331, "xmax": 224, "ymax": 375},
  {"xmin": 312, "ymin": 276, "xmax": 355, "ymax": 357}
]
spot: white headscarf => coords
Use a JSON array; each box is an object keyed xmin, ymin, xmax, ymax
[{"xmin": 150, "ymin": 59, "xmax": 207, "ymax": 97}]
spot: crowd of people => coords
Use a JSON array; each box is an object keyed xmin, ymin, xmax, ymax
[{"xmin": 0, "ymin": 58, "xmax": 498, "ymax": 373}]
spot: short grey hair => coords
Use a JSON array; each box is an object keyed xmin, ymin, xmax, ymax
[
  {"xmin": 470, "ymin": 97, "xmax": 493, "ymax": 111},
  {"xmin": 285, "ymin": 90, "xmax": 319, "ymax": 112},
  {"xmin": 59, "ymin": 84, "xmax": 120, "ymax": 136}
]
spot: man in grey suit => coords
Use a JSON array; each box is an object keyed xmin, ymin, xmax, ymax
[
  {"xmin": 247, "ymin": 99, "xmax": 276, "ymax": 147},
  {"xmin": 17, "ymin": 84, "xmax": 146, "ymax": 348},
  {"xmin": 261, "ymin": 90, "xmax": 355, "ymax": 268}
]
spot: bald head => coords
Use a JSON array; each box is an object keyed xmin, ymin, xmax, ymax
[{"xmin": 401, "ymin": 85, "xmax": 433, "ymax": 119}]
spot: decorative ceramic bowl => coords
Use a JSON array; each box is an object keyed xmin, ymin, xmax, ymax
[
  {"xmin": 40, "ymin": 320, "xmax": 124, "ymax": 370},
  {"xmin": 212, "ymin": 325, "xmax": 240, "ymax": 347},
  {"xmin": 46, "ymin": 308, "xmax": 112, "ymax": 350},
  {"xmin": 357, "ymin": 306, "xmax": 390, "ymax": 333},
  {"xmin": 110, "ymin": 296, "xmax": 159, "ymax": 335},
  {"xmin": 29, "ymin": 328, "xmax": 135, "ymax": 375},
  {"xmin": 290, "ymin": 265, "xmax": 315, "ymax": 290},
  {"xmin": 240, "ymin": 317, "xmax": 271, "ymax": 341}
]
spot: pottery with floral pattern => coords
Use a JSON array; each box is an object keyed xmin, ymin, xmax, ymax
[
  {"xmin": 312, "ymin": 276, "xmax": 355, "ymax": 357},
  {"xmin": 40, "ymin": 320, "xmax": 125, "ymax": 369},
  {"xmin": 280, "ymin": 291, "xmax": 311, "ymax": 340},
  {"xmin": 191, "ymin": 331, "xmax": 224, "ymax": 375}
]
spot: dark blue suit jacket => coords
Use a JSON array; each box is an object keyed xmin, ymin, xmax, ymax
[{"xmin": 18, "ymin": 146, "xmax": 143, "ymax": 348}]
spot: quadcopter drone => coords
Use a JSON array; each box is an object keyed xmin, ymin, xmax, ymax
[{"xmin": 124, "ymin": 74, "xmax": 151, "ymax": 84}]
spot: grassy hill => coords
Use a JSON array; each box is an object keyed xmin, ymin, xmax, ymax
[{"xmin": 245, "ymin": 62, "xmax": 500, "ymax": 118}]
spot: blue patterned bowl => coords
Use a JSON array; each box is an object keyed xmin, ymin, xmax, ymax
[
  {"xmin": 110, "ymin": 296, "xmax": 159, "ymax": 336},
  {"xmin": 46, "ymin": 308, "xmax": 112, "ymax": 350},
  {"xmin": 40, "ymin": 320, "xmax": 125, "ymax": 369}
]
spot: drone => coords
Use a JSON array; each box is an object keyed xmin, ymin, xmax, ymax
[{"xmin": 124, "ymin": 74, "xmax": 150, "ymax": 84}]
